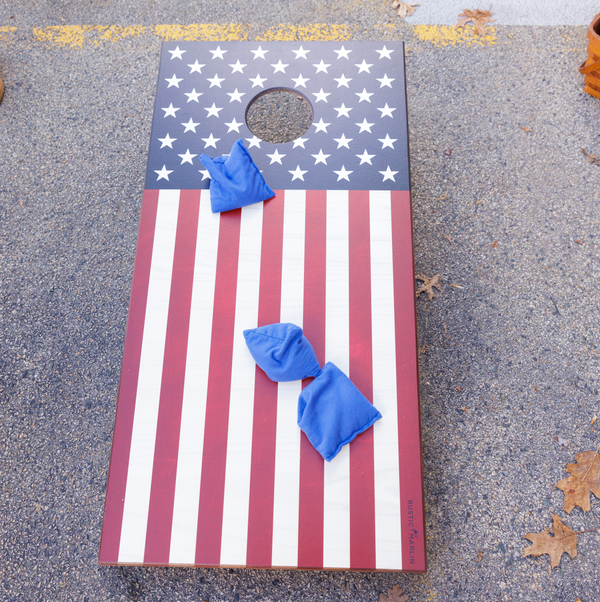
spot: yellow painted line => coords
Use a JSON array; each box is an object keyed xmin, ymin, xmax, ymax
[
  {"xmin": 30, "ymin": 23, "xmax": 357, "ymax": 47},
  {"xmin": 414, "ymin": 24, "xmax": 498, "ymax": 47},
  {"xmin": 32, "ymin": 25, "xmax": 146, "ymax": 48},
  {"xmin": 27, "ymin": 23, "xmax": 499, "ymax": 48},
  {"xmin": 151, "ymin": 23, "xmax": 249, "ymax": 41},
  {"xmin": 256, "ymin": 23, "xmax": 355, "ymax": 41},
  {"xmin": 0, "ymin": 26, "xmax": 17, "ymax": 43}
]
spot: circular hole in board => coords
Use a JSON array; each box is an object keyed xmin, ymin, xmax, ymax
[{"xmin": 245, "ymin": 88, "xmax": 313, "ymax": 144}]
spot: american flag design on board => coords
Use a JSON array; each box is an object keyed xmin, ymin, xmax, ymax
[{"xmin": 100, "ymin": 41, "xmax": 426, "ymax": 572}]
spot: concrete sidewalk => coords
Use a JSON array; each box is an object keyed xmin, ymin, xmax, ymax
[
  {"xmin": 403, "ymin": 0, "xmax": 599, "ymax": 26},
  {"xmin": 0, "ymin": 2, "xmax": 599, "ymax": 601}
]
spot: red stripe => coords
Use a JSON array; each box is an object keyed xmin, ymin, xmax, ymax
[
  {"xmin": 246, "ymin": 192, "xmax": 285, "ymax": 567},
  {"xmin": 298, "ymin": 190, "xmax": 326, "ymax": 569},
  {"xmin": 348, "ymin": 190, "xmax": 377, "ymax": 570},
  {"xmin": 391, "ymin": 190, "xmax": 426, "ymax": 572},
  {"xmin": 195, "ymin": 209, "xmax": 242, "ymax": 565},
  {"xmin": 99, "ymin": 190, "xmax": 159, "ymax": 564},
  {"xmin": 143, "ymin": 191, "xmax": 200, "ymax": 564}
]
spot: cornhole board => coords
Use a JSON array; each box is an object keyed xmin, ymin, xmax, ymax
[{"xmin": 99, "ymin": 40, "xmax": 426, "ymax": 572}]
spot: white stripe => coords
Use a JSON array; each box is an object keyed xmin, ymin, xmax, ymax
[
  {"xmin": 220, "ymin": 202, "xmax": 264, "ymax": 565},
  {"xmin": 118, "ymin": 189, "xmax": 180, "ymax": 563},
  {"xmin": 271, "ymin": 190, "xmax": 306, "ymax": 567},
  {"xmin": 370, "ymin": 191, "xmax": 402, "ymax": 570},
  {"xmin": 323, "ymin": 189, "xmax": 350, "ymax": 569},
  {"xmin": 169, "ymin": 191, "xmax": 220, "ymax": 564}
]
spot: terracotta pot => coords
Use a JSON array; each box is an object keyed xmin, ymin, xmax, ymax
[{"xmin": 580, "ymin": 12, "xmax": 600, "ymax": 99}]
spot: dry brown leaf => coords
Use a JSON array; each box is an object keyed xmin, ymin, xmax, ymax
[
  {"xmin": 522, "ymin": 514, "xmax": 578, "ymax": 569},
  {"xmin": 591, "ymin": 414, "xmax": 598, "ymax": 426},
  {"xmin": 575, "ymin": 240, "xmax": 584, "ymax": 245},
  {"xmin": 391, "ymin": 0, "xmax": 419, "ymax": 18},
  {"xmin": 581, "ymin": 148, "xmax": 600, "ymax": 166},
  {"xmin": 520, "ymin": 126, "xmax": 533, "ymax": 132},
  {"xmin": 491, "ymin": 240, "xmax": 499, "ymax": 248},
  {"xmin": 556, "ymin": 448, "xmax": 600, "ymax": 513},
  {"xmin": 476, "ymin": 550, "xmax": 484, "ymax": 561},
  {"xmin": 380, "ymin": 585, "xmax": 408, "ymax": 602},
  {"xmin": 415, "ymin": 273, "xmax": 442, "ymax": 300},
  {"xmin": 457, "ymin": 9, "xmax": 495, "ymax": 35}
]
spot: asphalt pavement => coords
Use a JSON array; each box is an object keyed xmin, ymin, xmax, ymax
[{"xmin": 1, "ymin": 1, "xmax": 599, "ymax": 601}]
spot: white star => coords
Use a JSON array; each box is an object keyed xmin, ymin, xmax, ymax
[
  {"xmin": 182, "ymin": 118, "xmax": 200, "ymax": 133},
  {"xmin": 155, "ymin": 165, "xmax": 173, "ymax": 181},
  {"xmin": 207, "ymin": 74, "xmax": 225, "ymax": 88},
  {"xmin": 311, "ymin": 149, "xmax": 330, "ymax": 165},
  {"xmin": 313, "ymin": 118, "xmax": 330, "ymax": 133},
  {"xmin": 356, "ymin": 118, "xmax": 374, "ymax": 133},
  {"xmin": 312, "ymin": 88, "xmax": 331, "ymax": 103},
  {"xmin": 289, "ymin": 165, "xmax": 307, "ymax": 181},
  {"xmin": 334, "ymin": 74, "xmax": 352, "ymax": 88},
  {"xmin": 271, "ymin": 60, "xmax": 289, "ymax": 73},
  {"xmin": 188, "ymin": 60, "xmax": 205, "ymax": 74},
  {"xmin": 210, "ymin": 46, "xmax": 227, "ymax": 59},
  {"xmin": 380, "ymin": 166, "xmax": 399, "ymax": 181},
  {"xmin": 202, "ymin": 133, "xmax": 220, "ymax": 148},
  {"xmin": 184, "ymin": 88, "xmax": 202, "ymax": 102},
  {"xmin": 313, "ymin": 60, "xmax": 331, "ymax": 73},
  {"xmin": 169, "ymin": 46, "xmax": 186, "ymax": 60},
  {"xmin": 293, "ymin": 46, "xmax": 310, "ymax": 59},
  {"xmin": 224, "ymin": 117, "xmax": 243, "ymax": 133},
  {"xmin": 293, "ymin": 137, "xmax": 308, "ymax": 148},
  {"xmin": 161, "ymin": 103, "xmax": 180, "ymax": 118},
  {"xmin": 249, "ymin": 74, "xmax": 267, "ymax": 88},
  {"xmin": 334, "ymin": 166, "xmax": 353, "ymax": 181},
  {"xmin": 165, "ymin": 74, "xmax": 183, "ymax": 88},
  {"xmin": 334, "ymin": 103, "xmax": 352, "ymax": 118},
  {"xmin": 355, "ymin": 88, "xmax": 374, "ymax": 103},
  {"xmin": 227, "ymin": 88, "xmax": 246, "ymax": 102},
  {"xmin": 355, "ymin": 60, "xmax": 373, "ymax": 73},
  {"xmin": 178, "ymin": 149, "xmax": 197, "ymax": 165},
  {"xmin": 245, "ymin": 135, "xmax": 261, "ymax": 148},
  {"xmin": 334, "ymin": 46, "xmax": 352, "ymax": 59},
  {"xmin": 333, "ymin": 134, "xmax": 352, "ymax": 149},
  {"xmin": 291, "ymin": 74, "xmax": 310, "ymax": 88},
  {"xmin": 378, "ymin": 103, "xmax": 396, "ymax": 118},
  {"xmin": 379, "ymin": 134, "xmax": 397, "ymax": 149},
  {"xmin": 356, "ymin": 149, "xmax": 375, "ymax": 165},
  {"xmin": 251, "ymin": 46, "xmax": 268, "ymax": 59},
  {"xmin": 205, "ymin": 103, "xmax": 223, "ymax": 117},
  {"xmin": 377, "ymin": 74, "xmax": 395, "ymax": 88},
  {"xmin": 267, "ymin": 149, "xmax": 286, "ymax": 164},
  {"xmin": 158, "ymin": 133, "xmax": 177, "ymax": 148},
  {"xmin": 199, "ymin": 169, "xmax": 211, "ymax": 181},
  {"xmin": 229, "ymin": 60, "xmax": 247, "ymax": 73},
  {"xmin": 376, "ymin": 46, "xmax": 394, "ymax": 59}
]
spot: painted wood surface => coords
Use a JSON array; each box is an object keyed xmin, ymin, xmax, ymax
[{"xmin": 100, "ymin": 41, "xmax": 425, "ymax": 573}]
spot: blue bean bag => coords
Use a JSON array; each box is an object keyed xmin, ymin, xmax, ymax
[
  {"xmin": 297, "ymin": 362, "xmax": 382, "ymax": 462},
  {"xmin": 243, "ymin": 323, "xmax": 322, "ymax": 382},
  {"xmin": 200, "ymin": 139, "xmax": 275, "ymax": 213}
]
